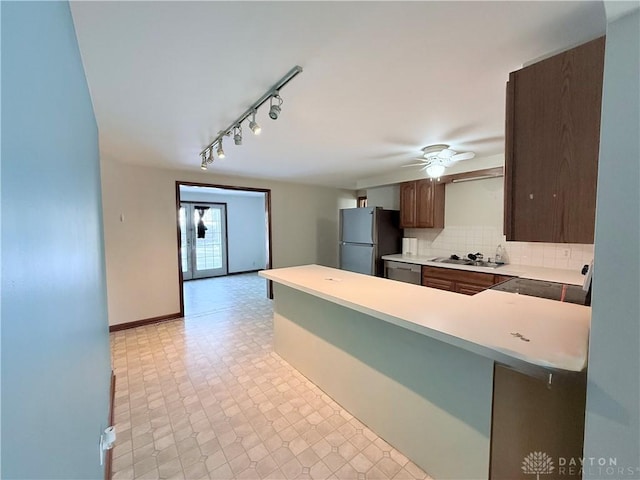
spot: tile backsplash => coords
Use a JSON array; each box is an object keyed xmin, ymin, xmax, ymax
[{"xmin": 404, "ymin": 226, "xmax": 593, "ymax": 271}]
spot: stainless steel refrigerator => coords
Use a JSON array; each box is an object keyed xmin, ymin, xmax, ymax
[{"xmin": 339, "ymin": 207, "xmax": 402, "ymax": 276}]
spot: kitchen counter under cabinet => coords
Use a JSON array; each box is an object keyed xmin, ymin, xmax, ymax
[{"xmin": 382, "ymin": 253, "xmax": 586, "ymax": 285}]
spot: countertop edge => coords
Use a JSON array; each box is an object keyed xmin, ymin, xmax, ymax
[{"xmin": 260, "ymin": 265, "xmax": 589, "ymax": 376}]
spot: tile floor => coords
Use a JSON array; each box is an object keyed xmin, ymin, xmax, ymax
[{"xmin": 111, "ymin": 273, "xmax": 431, "ymax": 480}]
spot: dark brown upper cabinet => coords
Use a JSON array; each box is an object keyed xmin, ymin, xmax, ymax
[
  {"xmin": 504, "ymin": 36, "xmax": 605, "ymax": 243},
  {"xmin": 400, "ymin": 179, "xmax": 445, "ymax": 228}
]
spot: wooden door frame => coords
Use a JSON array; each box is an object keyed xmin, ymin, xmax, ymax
[{"xmin": 175, "ymin": 181, "xmax": 274, "ymax": 316}]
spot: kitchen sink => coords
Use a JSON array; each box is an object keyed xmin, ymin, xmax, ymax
[
  {"xmin": 435, "ymin": 257, "xmax": 503, "ymax": 269},
  {"xmin": 440, "ymin": 258, "xmax": 473, "ymax": 265}
]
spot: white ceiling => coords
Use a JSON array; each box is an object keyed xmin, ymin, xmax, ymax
[{"xmin": 70, "ymin": 1, "xmax": 605, "ymax": 189}]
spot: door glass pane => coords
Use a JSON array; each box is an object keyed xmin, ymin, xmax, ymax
[
  {"xmin": 194, "ymin": 207, "xmax": 223, "ymax": 271},
  {"xmin": 179, "ymin": 207, "xmax": 188, "ymax": 273}
]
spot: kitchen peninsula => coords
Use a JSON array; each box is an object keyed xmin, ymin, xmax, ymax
[{"xmin": 260, "ymin": 265, "xmax": 591, "ymax": 479}]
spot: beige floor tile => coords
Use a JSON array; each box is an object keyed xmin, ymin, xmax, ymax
[
  {"xmin": 205, "ymin": 450, "xmax": 227, "ymax": 472},
  {"xmin": 310, "ymin": 439, "xmax": 332, "ymax": 460},
  {"xmin": 229, "ymin": 452, "xmax": 252, "ymax": 474},
  {"xmin": 110, "ymin": 274, "xmax": 429, "ymax": 480},
  {"xmin": 309, "ymin": 460, "xmax": 333, "ymax": 480},
  {"xmin": 180, "ymin": 446, "xmax": 204, "ymax": 468},
  {"xmin": 113, "ymin": 452, "xmax": 133, "ymax": 473},
  {"xmin": 222, "ymin": 440, "xmax": 246, "ymax": 462},
  {"xmin": 209, "ymin": 462, "xmax": 234, "ymax": 479},
  {"xmin": 281, "ymin": 457, "xmax": 303, "ymax": 479},
  {"xmin": 200, "ymin": 438, "xmax": 223, "ymax": 456},
  {"xmin": 361, "ymin": 444, "xmax": 384, "ymax": 465},
  {"xmin": 297, "ymin": 447, "xmax": 321, "ymax": 468},
  {"xmin": 375, "ymin": 457, "xmax": 403, "ymax": 478},
  {"xmin": 337, "ymin": 441, "xmax": 358, "ymax": 462},
  {"xmin": 156, "ymin": 444, "xmax": 179, "ymax": 466},
  {"xmin": 133, "ymin": 456, "xmax": 157, "ymax": 477},
  {"xmin": 113, "ymin": 465, "xmax": 134, "ymax": 480},
  {"xmin": 335, "ymin": 462, "xmax": 359, "ymax": 479},
  {"xmin": 322, "ymin": 452, "xmax": 347, "ymax": 473},
  {"xmin": 255, "ymin": 455, "xmax": 278, "ymax": 478},
  {"xmin": 349, "ymin": 453, "xmax": 374, "ymax": 474},
  {"xmin": 247, "ymin": 443, "xmax": 270, "ymax": 462},
  {"xmin": 133, "ymin": 442, "xmax": 156, "ymax": 464},
  {"xmin": 137, "ymin": 467, "xmax": 160, "ymax": 480},
  {"xmin": 271, "ymin": 446, "xmax": 295, "ymax": 467},
  {"xmin": 365, "ymin": 466, "xmax": 388, "ymax": 479},
  {"xmin": 182, "ymin": 460, "xmax": 209, "ymax": 479}
]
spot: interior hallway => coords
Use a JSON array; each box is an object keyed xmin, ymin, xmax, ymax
[{"xmin": 110, "ymin": 273, "xmax": 430, "ymax": 479}]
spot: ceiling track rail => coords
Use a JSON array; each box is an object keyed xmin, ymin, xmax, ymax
[{"xmin": 199, "ymin": 65, "xmax": 303, "ymax": 158}]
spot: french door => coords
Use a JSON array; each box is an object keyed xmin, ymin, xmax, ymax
[{"xmin": 179, "ymin": 202, "xmax": 228, "ymax": 280}]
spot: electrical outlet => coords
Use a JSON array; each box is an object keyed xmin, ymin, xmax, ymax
[{"xmin": 561, "ymin": 247, "xmax": 571, "ymax": 258}]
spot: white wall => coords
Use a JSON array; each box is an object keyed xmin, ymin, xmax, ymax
[
  {"xmin": 179, "ymin": 189, "xmax": 267, "ymax": 273},
  {"xmin": 583, "ymin": 8, "xmax": 640, "ymax": 475},
  {"xmin": 101, "ymin": 159, "xmax": 355, "ymax": 325},
  {"xmin": 445, "ymin": 177, "xmax": 503, "ymax": 227},
  {"xmin": 366, "ymin": 184, "xmax": 400, "ymax": 209}
]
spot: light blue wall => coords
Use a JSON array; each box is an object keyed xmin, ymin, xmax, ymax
[
  {"xmin": 584, "ymin": 8, "xmax": 640, "ymax": 476},
  {"xmin": 1, "ymin": 2, "xmax": 112, "ymax": 478}
]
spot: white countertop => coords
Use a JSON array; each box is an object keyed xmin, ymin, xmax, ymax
[
  {"xmin": 382, "ymin": 254, "xmax": 586, "ymax": 285},
  {"xmin": 260, "ymin": 265, "xmax": 591, "ymax": 374}
]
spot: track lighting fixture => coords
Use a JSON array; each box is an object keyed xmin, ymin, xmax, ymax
[
  {"xmin": 268, "ymin": 93, "xmax": 283, "ymax": 120},
  {"xmin": 216, "ymin": 140, "xmax": 225, "ymax": 159},
  {"xmin": 198, "ymin": 66, "xmax": 302, "ymax": 169},
  {"xmin": 233, "ymin": 125, "xmax": 243, "ymax": 146},
  {"xmin": 249, "ymin": 110, "xmax": 261, "ymax": 135},
  {"xmin": 200, "ymin": 146, "xmax": 215, "ymax": 170}
]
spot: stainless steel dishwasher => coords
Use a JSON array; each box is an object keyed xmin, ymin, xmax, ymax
[{"xmin": 384, "ymin": 260, "xmax": 421, "ymax": 285}]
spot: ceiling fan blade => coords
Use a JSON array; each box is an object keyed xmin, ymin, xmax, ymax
[
  {"xmin": 438, "ymin": 149, "xmax": 457, "ymax": 159},
  {"xmin": 402, "ymin": 163, "xmax": 428, "ymax": 168},
  {"xmin": 451, "ymin": 152, "xmax": 475, "ymax": 162}
]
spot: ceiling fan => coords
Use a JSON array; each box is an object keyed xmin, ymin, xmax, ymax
[{"xmin": 404, "ymin": 144, "xmax": 476, "ymax": 178}]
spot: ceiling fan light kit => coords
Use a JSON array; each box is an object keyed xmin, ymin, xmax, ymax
[
  {"xmin": 405, "ymin": 144, "xmax": 476, "ymax": 179},
  {"xmin": 426, "ymin": 164, "xmax": 446, "ymax": 178},
  {"xmin": 199, "ymin": 66, "xmax": 302, "ymax": 171}
]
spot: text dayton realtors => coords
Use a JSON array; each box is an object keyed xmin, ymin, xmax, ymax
[{"xmin": 557, "ymin": 457, "xmax": 640, "ymax": 477}]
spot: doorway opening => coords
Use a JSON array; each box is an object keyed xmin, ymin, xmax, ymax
[
  {"xmin": 180, "ymin": 202, "xmax": 228, "ymax": 279},
  {"xmin": 176, "ymin": 182, "xmax": 273, "ymax": 317}
]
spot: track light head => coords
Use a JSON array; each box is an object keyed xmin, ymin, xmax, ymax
[
  {"xmin": 216, "ymin": 141, "xmax": 225, "ymax": 159},
  {"xmin": 269, "ymin": 93, "xmax": 283, "ymax": 120},
  {"xmin": 249, "ymin": 111, "xmax": 261, "ymax": 135},
  {"xmin": 233, "ymin": 126, "xmax": 242, "ymax": 146},
  {"xmin": 200, "ymin": 153, "xmax": 208, "ymax": 170},
  {"xmin": 269, "ymin": 104, "xmax": 281, "ymax": 120}
]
